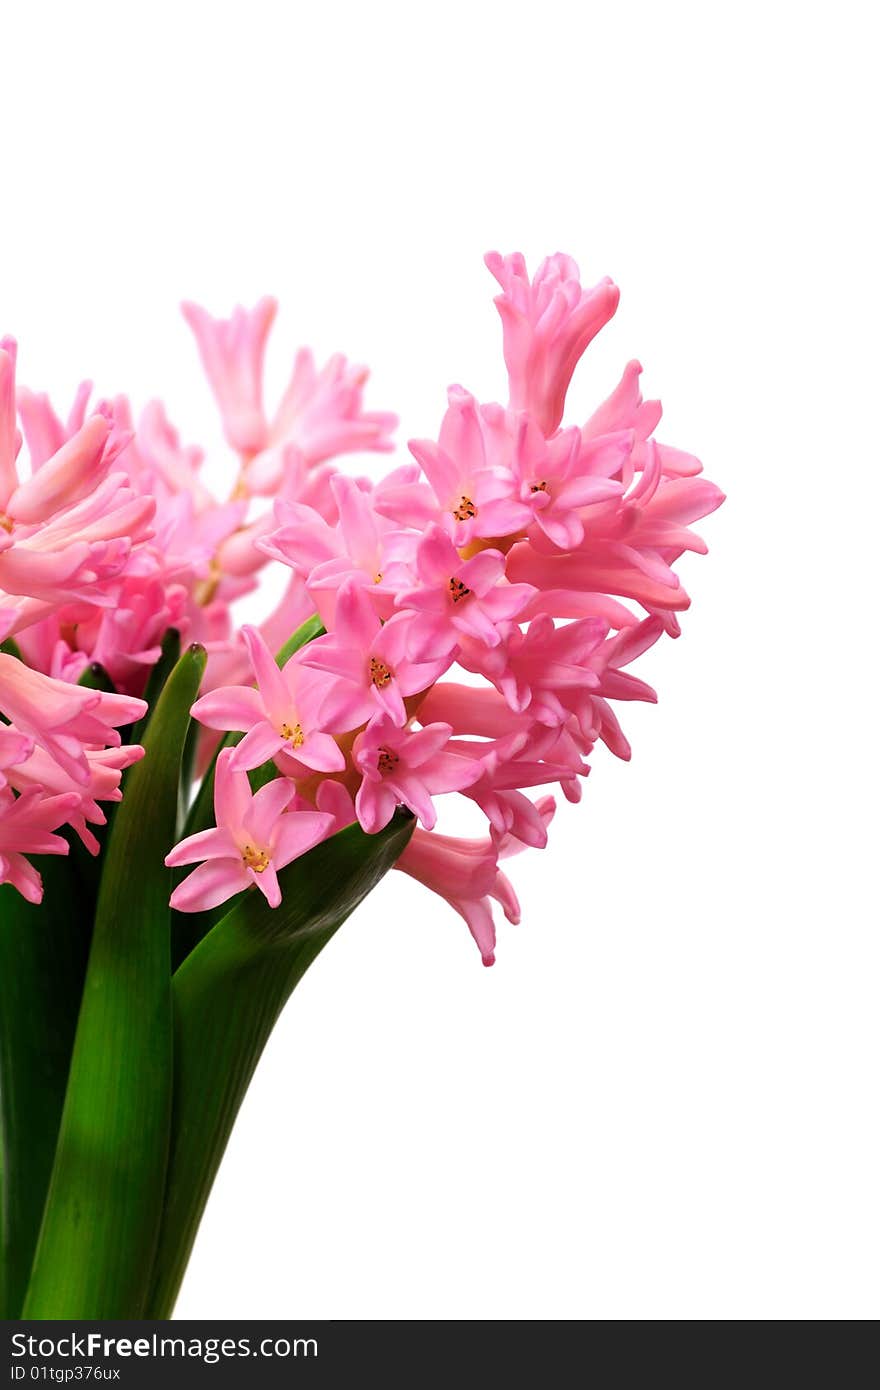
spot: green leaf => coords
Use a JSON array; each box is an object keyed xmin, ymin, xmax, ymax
[
  {"xmin": 130, "ymin": 628, "xmax": 181, "ymax": 747},
  {"xmin": 145, "ymin": 809, "xmax": 414, "ymax": 1318},
  {"xmin": 273, "ymin": 612, "xmax": 324, "ymax": 667},
  {"xmin": 0, "ymin": 855, "xmax": 91, "ymax": 1318},
  {"xmin": 22, "ymin": 644, "xmax": 206, "ymax": 1319}
]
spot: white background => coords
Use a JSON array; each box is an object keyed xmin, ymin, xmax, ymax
[{"xmin": 3, "ymin": 1, "xmax": 877, "ymax": 1320}]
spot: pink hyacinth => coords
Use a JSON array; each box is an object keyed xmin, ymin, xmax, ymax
[
  {"xmin": 395, "ymin": 524, "xmax": 535, "ymax": 660},
  {"xmin": 167, "ymin": 748, "xmax": 334, "ymax": 911},
  {"xmin": 352, "ymin": 717, "xmax": 482, "ymax": 833},
  {"xmin": 0, "ymin": 726, "xmax": 34, "ymax": 789},
  {"xmin": 485, "ymin": 251, "xmax": 620, "ymax": 436},
  {"xmin": 2, "ymin": 248, "xmax": 722, "ymax": 959},
  {"xmin": 407, "ymin": 387, "xmax": 535, "ymax": 547},
  {"xmin": 182, "ymin": 298, "xmax": 397, "ymax": 473},
  {"xmin": 0, "ymin": 654, "xmax": 146, "ymax": 786},
  {"xmin": 181, "ymin": 298, "xmax": 277, "ymax": 456},
  {"xmin": 8, "ymin": 741, "xmax": 145, "ymax": 854},
  {"xmin": 0, "ymin": 787, "xmax": 82, "ymax": 903},
  {"xmin": 396, "ymin": 796, "xmax": 554, "ymax": 966},
  {"xmin": 299, "ymin": 580, "xmax": 446, "ymax": 729},
  {"xmin": 190, "ymin": 624, "xmax": 345, "ymax": 775},
  {"xmin": 259, "ymin": 473, "xmax": 414, "ymax": 628}
]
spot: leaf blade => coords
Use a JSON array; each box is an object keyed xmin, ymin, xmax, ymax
[
  {"xmin": 0, "ymin": 855, "xmax": 91, "ymax": 1317},
  {"xmin": 22, "ymin": 643, "xmax": 206, "ymax": 1319}
]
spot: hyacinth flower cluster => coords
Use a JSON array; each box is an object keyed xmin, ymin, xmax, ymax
[
  {"xmin": 1, "ymin": 253, "xmax": 722, "ymax": 967},
  {"xmin": 0, "ymin": 253, "xmax": 722, "ymax": 1321}
]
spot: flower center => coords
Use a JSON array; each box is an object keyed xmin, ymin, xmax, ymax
[
  {"xmin": 0, "ymin": 513, "xmax": 13, "ymax": 533},
  {"xmin": 242, "ymin": 844, "xmax": 270, "ymax": 873},
  {"xmin": 280, "ymin": 721, "xmax": 305, "ymax": 748},
  {"xmin": 452, "ymin": 494, "xmax": 477, "ymax": 521},
  {"xmin": 530, "ymin": 480, "xmax": 549, "ymax": 494},
  {"xmin": 370, "ymin": 657, "xmax": 393, "ymax": 688},
  {"xmin": 448, "ymin": 576, "xmax": 471, "ymax": 604},
  {"xmin": 377, "ymin": 746, "xmax": 399, "ymax": 774},
  {"xmin": 373, "ymin": 572, "xmax": 383, "ymax": 584}
]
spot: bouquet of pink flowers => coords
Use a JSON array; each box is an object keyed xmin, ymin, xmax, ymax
[{"xmin": 0, "ymin": 252, "xmax": 723, "ymax": 1318}]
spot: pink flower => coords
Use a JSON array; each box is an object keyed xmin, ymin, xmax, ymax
[
  {"xmin": 395, "ymin": 797, "xmax": 554, "ymax": 965},
  {"xmin": 190, "ymin": 624, "xmax": 345, "ymax": 775},
  {"xmin": 132, "ymin": 399, "xmax": 212, "ymax": 507},
  {"xmin": 8, "ymin": 741, "xmax": 145, "ymax": 854},
  {"xmin": 182, "ymin": 299, "xmax": 396, "ymax": 472},
  {"xmin": 73, "ymin": 573, "xmax": 188, "ymax": 693},
  {"xmin": 352, "ymin": 717, "xmax": 482, "ymax": 832},
  {"xmin": 0, "ymin": 725, "xmax": 34, "ymax": 789},
  {"xmin": 505, "ymin": 533, "xmax": 691, "ymax": 616},
  {"xmin": 0, "ymin": 653, "xmax": 146, "ymax": 785},
  {"xmin": 1, "ymin": 344, "xmax": 153, "ymax": 629},
  {"xmin": 260, "ymin": 474, "xmax": 414, "ymax": 627},
  {"xmin": 445, "ymin": 728, "xmax": 584, "ymax": 845},
  {"xmin": 299, "ymin": 580, "xmax": 448, "ymax": 729},
  {"xmin": 167, "ymin": 748, "xmax": 334, "ymax": 911},
  {"xmin": 467, "ymin": 613, "xmax": 607, "ymax": 719},
  {"xmin": 407, "ymin": 387, "xmax": 530, "ymax": 547},
  {"xmin": 2, "ymin": 414, "xmax": 114, "ymax": 523},
  {"xmin": 181, "ymin": 298, "xmax": 277, "ymax": 455},
  {"xmin": 583, "ymin": 359, "xmax": 702, "ymax": 479},
  {"xmin": 267, "ymin": 348, "xmax": 397, "ymax": 464},
  {"xmin": 485, "ymin": 251, "xmax": 619, "ymax": 435},
  {"xmin": 506, "ymin": 418, "xmax": 627, "ymax": 552},
  {"xmin": 0, "ymin": 787, "xmax": 82, "ymax": 903},
  {"xmin": 313, "ymin": 777, "xmax": 358, "ymax": 833},
  {"xmin": 0, "ymin": 473, "xmax": 155, "ymax": 626},
  {"xmin": 16, "ymin": 379, "xmax": 92, "ymax": 469},
  {"xmin": 395, "ymin": 524, "xmax": 535, "ymax": 660}
]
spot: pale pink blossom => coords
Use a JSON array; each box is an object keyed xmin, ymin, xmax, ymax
[
  {"xmin": 396, "ymin": 796, "xmax": 554, "ymax": 966},
  {"xmin": 407, "ymin": 387, "xmax": 529, "ymax": 547},
  {"xmin": 16, "ymin": 379, "xmax": 92, "ymax": 469},
  {"xmin": 485, "ymin": 251, "xmax": 619, "ymax": 435},
  {"xmin": 181, "ymin": 298, "xmax": 277, "ymax": 455},
  {"xmin": 266, "ymin": 348, "xmax": 397, "ymax": 464},
  {"xmin": 191, "ymin": 624, "xmax": 344, "ymax": 775},
  {"xmin": 467, "ymin": 613, "xmax": 608, "ymax": 719},
  {"xmin": 182, "ymin": 298, "xmax": 396, "ymax": 473},
  {"xmin": 352, "ymin": 717, "xmax": 482, "ymax": 833},
  {"xmin": 8, "ymin": 741, "xmax": 145, "ymax": 854},
  {"xmin": 0, "ymin": 725, "xmax": 34, "ymax": 788},
  {"xmin": 167, "ymin": 748, "xmax": 334, "ymax": 911},
  {"xmin": 0, "ymin": 787, "xmax": 82, "ymax": 903},
  {"xmin": 394, "ymin": 524, "xmax": 535, "ymax": 660},
  {"xmin": 260, "ymin": 473, "xmax": 415, "ymax": 627},
  {"xmin": 583, "ymin": 359, "xmax": 702, "ymax": 479},
  {"xmin": 0, "ymin": 653, "xmax": 146, "ymax": 785},
  {"xmin": 299, "ymin": 580, "xmax": 448, "ymax": 729},
  {"xmin": 506, "ymin": 419, "xmax": 628, "ymax": 552}
]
